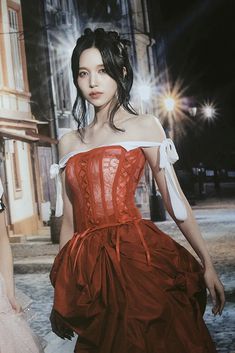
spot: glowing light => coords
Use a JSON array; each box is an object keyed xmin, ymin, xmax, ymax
[
  {"xmin": 157, "ymin": 77, "xmax": 191, "ymax": 141},
  {"xmin": 137, "ymin": 83, "xmax": 152, "ymax": 102},
  {"xmin": 133, "ymin": 74, "xmax": 157, "ymax": 103},
  {"xmin": 38, "ymin": 29, "xmax": 79, "ymax": 88},
  {"xmin": 200, "ymin": 102, "xmax": 217, "ymax": 122},
  {"xmin": 164, "ymin": 97, "xmax": 175, "ymax": 112},
  {"xmin": 202, "ymin": 104, "xmax": 214, "ymax": 119}
]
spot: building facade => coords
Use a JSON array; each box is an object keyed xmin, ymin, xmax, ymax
[
  {"xmin": 0, "ymin": 0, "xmax": 43, "ymax": 236},
  {"xmin": 44, "ymin": 0, "xmax": 80, "ymax": 138},
  {"xmin": 21, "ymin": 0, "xmax": 80, "ymax": 217}
]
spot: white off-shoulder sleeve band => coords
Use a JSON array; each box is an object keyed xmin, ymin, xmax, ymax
[
  {"xmin": 158, "ymin": 139, "xmax": 187, "ymax": 221},
  {"xmin": 50, "ymin": 164, "xmax": 63, "ymax": 217},
  {"xmin": 50, "ymin": 153, "xmax": 75, "ymax": 217},
  {"xmin": 50, "ymin": 138, "xmax": 187, "ymax": 220}
]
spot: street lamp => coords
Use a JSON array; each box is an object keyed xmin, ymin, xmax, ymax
[
  {"xmin": 201, "ymin": 103, "xmax": 216, "ymax": 121},
  {"xmin": 163, "ymin": 96, "xmax": 175, "ymax": 112}
]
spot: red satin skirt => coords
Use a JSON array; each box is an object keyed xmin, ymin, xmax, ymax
[{"xmin": 50, "ymin": 219, "xmax": 217, "ymax": 353}]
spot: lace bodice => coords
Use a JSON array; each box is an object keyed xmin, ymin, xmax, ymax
[{"xmin": 50, "ymin": 139, "xmax": 187, "ymax": 231}]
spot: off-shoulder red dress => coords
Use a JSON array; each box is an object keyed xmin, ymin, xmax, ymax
[{"xmin": 50, "ymin": 140, "xmax": 217, "ymax": 353}]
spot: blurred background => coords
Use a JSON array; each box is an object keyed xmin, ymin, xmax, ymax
[{"xmin": 0, "ymin": 1, "xmax": 235, "ymax": 351}]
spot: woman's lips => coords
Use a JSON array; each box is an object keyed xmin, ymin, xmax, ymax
[{"xmin": 89, "ymin": 92, "xmax": 103, "ymax": 99}]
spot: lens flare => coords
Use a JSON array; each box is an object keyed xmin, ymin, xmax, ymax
[
  {"xmin": 200, "ymin": 102, "xmax": 217, "ymax": 122},
  {"xmin": 136, "ymin": 83, "xmax": 152, "ymax": 102},
  {"xmin": 164, "ymin": 97, "xmax": 175, "ymax": 112},
  {"xmin": 157, "ymin": 78, "xmax": 191, "ymax": 140}
]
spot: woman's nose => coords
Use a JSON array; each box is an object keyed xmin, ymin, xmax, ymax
[{"xmin": 89, "ymin": 73, "xmax": 98, "ymax": 88}]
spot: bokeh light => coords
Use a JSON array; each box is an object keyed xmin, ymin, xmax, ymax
[
  {"xmin": 163, "ymin": 97, "xmax": 175, "ymax": 112},
  {"xmin": 133, "ymin": 74, "xmax": 157, "ymax": 103},
  {"xmin": 157, "ymin": 78, "xmax": 191, "ymax": 140},
  {"xmin": 200, "ymin": 101, "xmax": 217, "ymax": 122}
]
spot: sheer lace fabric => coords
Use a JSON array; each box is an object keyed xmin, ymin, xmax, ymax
[{"xmin": 0, "ymin": 273, "xmax": 42, "ymax": 353}]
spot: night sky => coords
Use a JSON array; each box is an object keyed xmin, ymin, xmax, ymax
[{"xmin": 148, "ymin": 0, "xmax": 235, "ymax": 168}]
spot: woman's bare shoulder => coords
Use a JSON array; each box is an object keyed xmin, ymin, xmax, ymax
[
  {"xmin": 58, "ymin": 130, "xmax": 82, "ymax": 157},
  {"xmin": 127, "ymin": 114, "xmax": 166, "ymax": 142}
]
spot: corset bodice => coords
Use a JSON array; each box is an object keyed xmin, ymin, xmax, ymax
[
  {"xmin": 50, "ymin": 139, "xmax": 188, "ymax": 228},
  {"xmin": 66, "ymin": 146, "xmax": 144, "ymax": 232}
]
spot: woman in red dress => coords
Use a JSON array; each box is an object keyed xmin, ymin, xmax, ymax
[{"xmin": 50, "ymin": 28, "xmax": 225, "ymax": 353}]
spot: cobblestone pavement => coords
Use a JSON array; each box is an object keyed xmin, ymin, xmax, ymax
[{"xmin": 14, "ymin": 207, "xmax": 235, "ymax": 353}]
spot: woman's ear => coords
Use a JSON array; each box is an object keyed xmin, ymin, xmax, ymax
[{"xmin": 123, "ymin": 66, "xmax": 127, "ymax": 78}]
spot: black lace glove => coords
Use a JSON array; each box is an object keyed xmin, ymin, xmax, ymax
[{"xmin": 50, "ymin": 308, "xmax": 74, "ymax": 340}]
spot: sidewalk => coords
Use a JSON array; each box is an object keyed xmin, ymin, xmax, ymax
[
  {"xmin": 44, "ymin": 332, "xmax": 76, "ymax": 353},
  {"xmin": 12, "ymin": 230, "xmax": 58, "ymax": 274}
]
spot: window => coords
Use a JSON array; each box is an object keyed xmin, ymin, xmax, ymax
[
  {"xmin": 86, "ymin": 0, "xmax": 122, "ymax": 21},
  {"xmin": 8, "ymin": 8, "xmax": 24, "ymax": 90},
  {"xmin": 56, "ymin": 0, "xmax": 69, "ymax": 11},
  {"xmin": 51, "ymin": 47, "xmax": 71, "ymax": 112},
  {"xmin": 12, "ymin": 140, "xmax": 22, "ymax": 196}
]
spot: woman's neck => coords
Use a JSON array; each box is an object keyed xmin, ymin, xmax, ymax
[
  {"xmin": 94, "ymin": 103, "xmax": 125, "ymax": 127},
  {"xmin": 94, "ymin": 104, "xmax": 111, "ymax": 125}
]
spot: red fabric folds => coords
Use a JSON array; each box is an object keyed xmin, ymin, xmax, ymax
[{"xmin": 50, "ymin": 146, "xmax": 217, "ymax": 353}]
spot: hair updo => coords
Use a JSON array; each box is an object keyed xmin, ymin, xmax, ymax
[{"xmin": 71, "ymin": 28, "xmax": 137, "ymax": 137}]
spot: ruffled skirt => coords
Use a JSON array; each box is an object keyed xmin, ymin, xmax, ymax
[
  {"xmin": 0, "ymin": 273, "xmax": 43, "ymax": 353},
  {"xmin": 50, "ymin": 219, "xmax": 217, "ymax": 353}
]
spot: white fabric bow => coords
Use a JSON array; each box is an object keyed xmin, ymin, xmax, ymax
[
  {"xmin": 159, "ymin": 138, "xmax": 179, "ymax": 168},
  {"xmin": 50, "ymin": 163, "xmax": 60, "ymax": 179},
  {"xmin": 50, "ymin": 163, "xmax": 63, "ymax": 217},
  {"xmin": 159, "ymin": 139, "xmax": 187, "ymax": 221}
]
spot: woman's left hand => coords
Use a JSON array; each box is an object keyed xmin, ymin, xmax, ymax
[
  {"xmin": 50, "ymin": 308, "xmax": 74, "ymax": 340},
  {"xmin": 203, "ymin": 266, "xmax": 225, "ymax": 316},
  {"xmin": 8, "ymin": 295, "xmax": 22, "ymax": 313}
]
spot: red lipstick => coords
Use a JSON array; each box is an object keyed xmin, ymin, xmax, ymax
[{"xmin": 89, "ymin": 91, "xmax": 103, "ymax": 99}]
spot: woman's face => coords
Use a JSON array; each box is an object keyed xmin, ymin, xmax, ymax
[{"xmin": 77, "ymin": 47, "xmax": 118, "ymax": 109}]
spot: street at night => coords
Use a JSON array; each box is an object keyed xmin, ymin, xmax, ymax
[{"xmin": 1, "ymin": 0, "xmax": 234, "ymax": 352}]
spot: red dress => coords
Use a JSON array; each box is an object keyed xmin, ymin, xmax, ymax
[{"xmin": 50, "ymin": 140, "xmax": 217, "ymax": 353}]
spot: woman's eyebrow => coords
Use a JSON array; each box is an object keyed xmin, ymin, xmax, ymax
[{"xmin": 78, "ymin": 64, "xmax": 104, "ymax": 70}]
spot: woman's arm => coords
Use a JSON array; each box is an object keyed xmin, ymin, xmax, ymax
[
  {"xmin": 141, "ymin": 116, "xmax": 225, "ymax": 315},
  {"xmin": 0, "ymin": 212, "xmax": 21, "ymax": 312}
]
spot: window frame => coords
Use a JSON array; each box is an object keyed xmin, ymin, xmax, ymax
[
  {"xmin": 8, "ymin": 6, "xmax": 24, "ymax": 91},
  {"xmin": 11, "ymin": 140, "xmax": 23, "ymax": 199}
]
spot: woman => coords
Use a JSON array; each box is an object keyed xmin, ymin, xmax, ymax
[
  {"xmin": 0, "ymin": 180, "xmax": 43, "ymax": 353},
  {"xmin": 50, "ymin": 28, "xmax": 225, "ymax": 353}
]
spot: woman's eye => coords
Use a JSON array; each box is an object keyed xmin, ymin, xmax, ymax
[
  {"xmin": 78, "ymin": 71, "xmax": 88, "ymax": 78},
  {"xmin": 99, "ymin": 68, "xmax": 106, "ymax": 74}
]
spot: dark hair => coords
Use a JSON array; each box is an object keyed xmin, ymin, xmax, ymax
[{"xmin": 71, "ymin": 28, "xmax": 137, "ymax": 138}]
